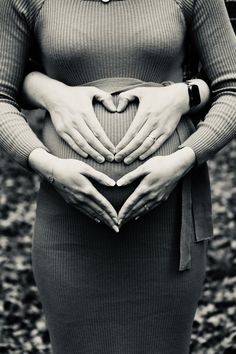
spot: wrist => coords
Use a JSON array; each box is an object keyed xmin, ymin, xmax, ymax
[
  {"xmin": 23, "ymin": 72, "xmax": 69, "ymax": 111},
  {"xmin": 43, "ymin": 80, "xmax": 68, "ymax": 111},
  {"xmin": 169, "ymin": 83, "xmax": 190, "ymax": 115},
  {"xmin": 28, "ymin": 148, "xmax": 60, "ymax": 179},
  {"xmin": 170, "ymin": 147, "xmax": 196, "ymax": 176}
]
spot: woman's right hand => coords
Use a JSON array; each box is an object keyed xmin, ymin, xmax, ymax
[
  {"xmin": 23, "ymin": 72, "xmax": 117, "ymax": 163},
  {"xmin": 28, "ymin": 149, "xmax": 119, "ymax": 233}
]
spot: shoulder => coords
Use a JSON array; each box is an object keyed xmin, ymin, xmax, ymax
[
  {"xmin": 172, "ymin": 0, "xmax": 194, "ymax": 24},
  {"xmin": 174, "ymin": 0, "xmax": 230, "ymax": 24},
  {"xmin": 1, "ymin": 0, "xmax": 46, "ymax": 28}
]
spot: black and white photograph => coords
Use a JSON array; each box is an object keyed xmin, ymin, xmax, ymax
[{"xmin": 0, "ymin": 0, "xmax": 236, "ymax": 353}]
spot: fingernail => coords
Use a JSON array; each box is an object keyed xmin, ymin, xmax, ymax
[
  {"xmin": 135, "ymin": 216, "xmax": 140, "ymax": 221},
  {"xmin": 106, "ymin": 179, "xmax": 116, "ymax": 187},
  {"xmin": 124, "ymin": 157, "xmax": 132, "ymax": 164},
  {"xmin": 115, "ymin": 155, "xmax": 123, "ymax": 162},
  {"xmin": 113, "ymin": 225, "xmax": 120, "ymax": 233},
  {"xmin": 97, "ymin": 156, "xmax": 105, "ymax": 163},
  {"xmin": 111, "ymin": 147, "xmax": 116, "ymax": 154},
  {"xmin": 106, "ymin": 154, "xmax": 114, "ymax": 162},
  {"xmin": 116, "ymin": 180, "xmax": 123, "ymax": 187},
  {"xmin": 117, "ymin": 218, "xmax": 123, "ymax": 226},
  {"xmin": 139, "ymin": 155, "xmax": 145, "ymax": 160}
]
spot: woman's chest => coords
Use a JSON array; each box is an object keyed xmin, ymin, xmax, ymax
[{"xmin": 34, "ymin": 0, "xmax": 187, "ymax": 81}]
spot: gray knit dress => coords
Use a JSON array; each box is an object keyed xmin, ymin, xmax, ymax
[{"xmin": 1, "ymin": 0, "xmax": 236, "ymax": 353}]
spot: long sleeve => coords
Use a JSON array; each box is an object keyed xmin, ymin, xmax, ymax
[
  {"xmin": 0, "ymin": 0, "xmax": 48, "ymax": 168},
  {"xmin": 179, "ymin": 0, "xmax": 236, "ymax": 165}
]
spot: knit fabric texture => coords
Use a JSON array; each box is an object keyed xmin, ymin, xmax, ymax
[{"xmin": 0, "ymin": 0, "xmax": 236, "ymax": 167}]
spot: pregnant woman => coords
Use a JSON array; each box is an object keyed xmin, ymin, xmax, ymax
[{"xmin": 1, "ymin": 0, "xmax": 236, "ymax": 353}]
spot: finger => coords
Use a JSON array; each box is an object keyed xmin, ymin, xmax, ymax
[
  {"xmin": 115, "ymin": 108, "xmax": 147, "ymax": 159},
  {"xmin": 139, "ymin": 134, "xmax": 168, "ymax": 160},
  {"xmin": 120, "ymin": 189, "xmax": 156, "ymax": 222},
  {"xmin": 93, "ymin": 89, "xmax": 117, "ymax": 112},
  {"xmin": 116, "ymin": 165, "xmax": 147, "ymax": 187},
  {"xmin": 61, "ymin": 133, "xmax": 88, "ymax": 158},
  {"xmin": 75, "ymin": 121, "xmax": 115, "ymax": 161},
  {"xmin": 132, "ymin": 201, "xmax": 159, "ymax": 221},
  {"xmin": 75, "ymin": 202, "xmax": 119, "ymax": 233},
  {"xmin": 116, "ymin": 91, "xmax": 137, "ymax": 112},
  {"xmin": 117, "ymin": 125, "xmax": 156, "ymax": 163},
  {"xmin": 122, "ymin": 136, "xmax": 157, "ymax": 164},
  {"xmin": 123, "ymin": 129, "xmax": 162, "ymax": 164},
  {"xmin": 118, "ymin": 184, "xmax": 148, "ymax": 223},
  {"xmin": 85, "ymin": 110, "xmax": 116, "ymax": 154},
  {"xmin": 87, "ymin": 187, "xmax": 118, "ymax": 224},
  {"xmin": 69, "ymin": 129, "xmax": 107, "ymax": 163},
  {"xmin": 127, "ymin": 195, "xmax": 158, "ymax": 219},
  {"xmin": 81, "ymin": 164, "xmax": 116, "ymax": 187}
]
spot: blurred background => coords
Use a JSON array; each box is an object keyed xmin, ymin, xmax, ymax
[{"xmin": 0, "ymin": 109, "xmax": 235, "ymax": 354}]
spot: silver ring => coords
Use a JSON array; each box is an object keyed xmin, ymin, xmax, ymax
[
  {"xmin": 48, "ymin": 175, "xmax": 55, "ymax": 184},
  {"xmin": 144, "ymin": 204, "xmax": 149, "ymax": 211},
  {"xmin": 94, "ymin": 217, "xmax": 101, "ymax": 224}
]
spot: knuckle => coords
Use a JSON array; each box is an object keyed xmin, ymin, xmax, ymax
[
  {"xmin": 135, "ymin": 138, "xmax": 142, "ymax": 145},
  {"xmin": 55, "ymin": 125, "xmax": 65, "ymax": 135},
  {"xmin": 101, "ymin": 92, "xmax": 110, "ymax": 100},
  {"xmin": 86, "ymin": 137, "xmax": 94, "ymax": 145},
  {"xmin": 97, "ymin": 209, "xmax": 105, "ymax": 216},
  {"xmin": 150, "ymin": 192, "xmax": 156, "ymax": 199},
  {"xmin": 93, "ymin": 130, "xmax": 101, "ymax": 138},
  {"xmin": 139, "ymin": 186, "xmax": 148, "ymax": 196},
  {"xmin": 77, "ymin": 194, "xmax": 85, "ymax": 202},
  {"xmin": 78, "ymin": 141, "xmax": 87, "ymax": 150},
  {"xmin": 142, "ymin": 140, "xmax": 152, "ymax": 148},
  {"xmin": 83, "ymin": 186, "xmax": 92, "ymax": 196},
  {"xmin": 81, "ymin": 109, "xmax": 91, "ymax": 117},
  {"xmin": 119, "ymin": 92, "xmax": 126, "ymax": 99},
  {"xmin": 149, "ymin": 119, "xmax": 157, "ymax": 130}
]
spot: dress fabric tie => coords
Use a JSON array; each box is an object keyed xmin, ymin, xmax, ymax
[{"xmin": 81, "ymin": 77, "xmax": 213, "ymax": 271}]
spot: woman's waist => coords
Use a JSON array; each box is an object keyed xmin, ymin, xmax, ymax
[{"xmin": 79, "ymin": 77, "xmax": 172, "ymax": 94}]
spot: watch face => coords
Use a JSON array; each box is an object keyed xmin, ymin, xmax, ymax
[
  {"xmin": 191, "ymin": 85, "xmax": 201, "ymax": 106},
  {"xmin": 187, "ymin": 83, "xmax": 201, "ymax": 107}
]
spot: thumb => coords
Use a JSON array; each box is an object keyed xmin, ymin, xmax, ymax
[
  {"xmin": 117, "ymin": 91, "xmax": 136, "ymax": 112},
  {"xmin": 116, "ymin": 165, "xmax": 147, "ymax": 186},
  {"xmin": 94, "ymin": 89, "xmax": 117, "ymax": 112}
]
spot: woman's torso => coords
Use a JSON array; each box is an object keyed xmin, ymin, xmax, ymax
[
  {"xmin": 34, "ymin": 0, "xmax": 191, "ymax": 177},
  {"xmin": 35, "ymin": 0, "xmax": 187, "ymax": 84}
]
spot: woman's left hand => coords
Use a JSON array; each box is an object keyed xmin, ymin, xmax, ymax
[
  {"xmin": 116, "ymin": 148, "xmax": 196, "ymax": 226},
  {"xmin": 115, "ymin": 84, "xmax": 190, "ymax": 164}
]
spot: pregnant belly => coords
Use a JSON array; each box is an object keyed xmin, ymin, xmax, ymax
[{"xmin": 40, "ymin": 79, "xmax": 195, "ymax": 211}]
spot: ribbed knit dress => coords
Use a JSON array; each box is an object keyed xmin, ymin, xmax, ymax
[{"xmin": 1, "ymin": 0, "xmax": 236, "ymax": 353}]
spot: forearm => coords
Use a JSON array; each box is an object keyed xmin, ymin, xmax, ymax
[
  {"xmin": 22, "ymin": 71, "xmax": 67, "ymax": 111},
  {"xmin": 0, "ymin": 100, "xmax": 49, "ymax": 169},
  {"xmin": 179, "ymin": 93, "xmax": 236, "ymax": 165},
  {"xmin": 179, "ymin": 0, "xmax": 236, "ymax": 165}
]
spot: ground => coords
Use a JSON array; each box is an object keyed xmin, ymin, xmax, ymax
[{"xmin": 0, "ymin": 110, "xmax": 235, "ymax": 353}]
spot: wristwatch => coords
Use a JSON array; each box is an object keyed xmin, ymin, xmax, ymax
[{"xmin": 185, "ymin": 80, "xmax": 201, "ymax": 108}]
